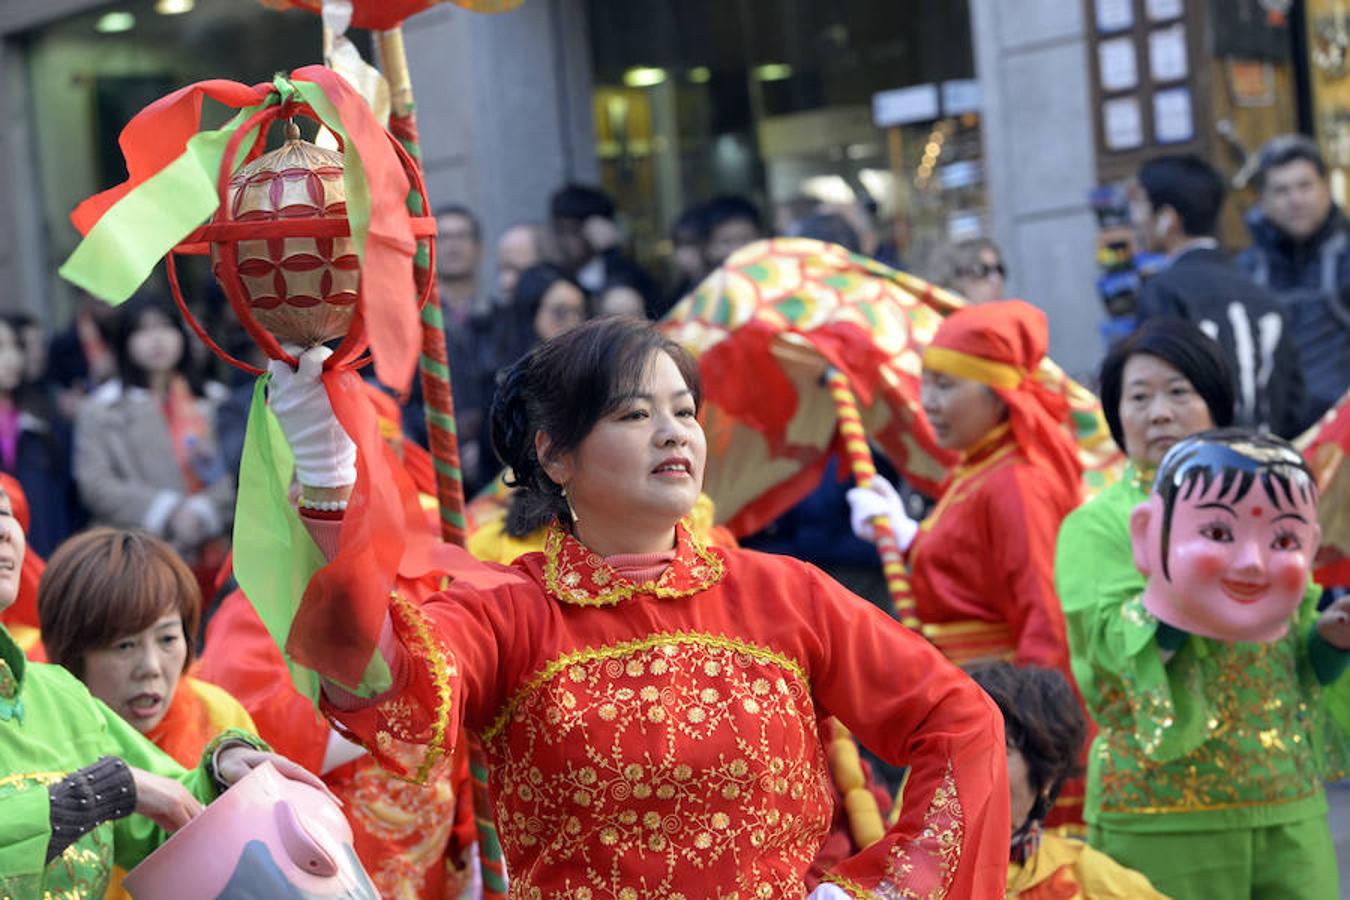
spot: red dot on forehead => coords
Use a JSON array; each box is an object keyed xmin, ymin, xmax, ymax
[{"xmin": 1251, "ymin": 506, "xmax": 1263, "ymax": 517}]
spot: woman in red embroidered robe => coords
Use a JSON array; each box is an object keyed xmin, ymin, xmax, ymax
[
  {"xmin": 847, "ymin": 301, "xmax": 1085, "ymax": 826},
  {"xmin": 268, "ymin": 317, "xmax": 1009, "ymax": 898}
]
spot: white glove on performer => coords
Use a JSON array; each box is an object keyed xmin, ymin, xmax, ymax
[
  {"xmin": 807, "ymin": 885, "xmax": 852, "ymax": 900},
  {"xmin": 846, "ymin": 472, "xmax": 919, "ymax": 551},
  {"xmin": 266, "ymin": 345, "xmax": 356, "ymax": 488}
]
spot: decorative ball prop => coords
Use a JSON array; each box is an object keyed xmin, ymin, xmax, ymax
[
  {"xmin": 164, "ymin": 96, "xmax": 436, "ymax": 376},
  {"xmin": 210, "ymin": 122, "xmax": 359, "ymax": 349}
]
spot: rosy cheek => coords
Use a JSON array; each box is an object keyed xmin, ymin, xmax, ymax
[
  {"xmin": 1188, "ymin": 552, "xmax": 1225, "ymax": 581},
  {"xmin": 1270, "ymin": 557, "xmax": 1308, "ymax": 593}
]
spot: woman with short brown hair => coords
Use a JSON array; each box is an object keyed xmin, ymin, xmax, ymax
[{"xmin": 39, "ymin": 528, "xmax": 253, "ymax": 766}]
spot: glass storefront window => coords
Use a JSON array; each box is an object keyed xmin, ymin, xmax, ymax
[
  {"xmin": 15, "ymin": 0, "xmax": 370, "ymax": 325},
  {"xmin": 586, "ymin": 0, "xmax": 984, "ymax": 291}
]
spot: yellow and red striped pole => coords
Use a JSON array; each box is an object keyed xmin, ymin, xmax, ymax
[{"xmin": 825, "ymin": 369, "xmax": 921, "ymax": 628}]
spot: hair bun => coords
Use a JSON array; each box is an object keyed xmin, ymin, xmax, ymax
[{"xmin": 489, "ymin": 355, "xmax": 538, "ymax": 487}]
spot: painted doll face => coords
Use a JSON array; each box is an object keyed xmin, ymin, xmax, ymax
[{"xmin": 1131, "ymin": 475, "xmax": 1321, "ymax": 643}]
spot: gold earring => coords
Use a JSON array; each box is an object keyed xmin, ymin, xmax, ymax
[{"xmin": 562, "ymin": 484, "xmax": 580, "ymax": 525}]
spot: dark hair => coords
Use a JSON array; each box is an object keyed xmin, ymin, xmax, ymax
[
  {"xmin": 108, "ymin": 292, "xmax": 199, "ymax": 393},
  {"xmin": 0, "ymin": 314, "xmax": 48, "ymax": 414},
  {"xmin": 1099, "ymin": 317, "xmax": 1235, "ymax": 453},
  {"xmin": 671, "ymin": 204, "xmax": 708, "ymax": 244},
  {"xmin": 510, "ymin": 263, "xmax": 585, "ymax": 345},
  {"xmin": 550, "ymin": 184, "xmax": 615, "ymax": 223},
  {"xmin": 491, "ymin": 317, "xmax": 702, "ymax": 536},
  {"xmin": 1253, "ymin": 134, "xmax": 1327, "ymax": 192},
  {"xmin": 434, "ymin": 204, "xmax": 482, "ymax": 242},
  {"xmin": 789, "ymin": 213, "xmax": 862, "ymax": 254},
  {"xmin": 968, "ymin": 662, "xmax": 1086, "ymax": 825},
  {"xmin": 39, "ymin": 527, "xmax": 201, "ymax": 678},
  {"xmin": 1153, "ymin": 429, "xmax": 1316, "ymax": 580},
  {"xmin": 1138, "ymin": 155, "xmax": 1225, "ymax": 237},
  {"xmin": 703, "ymin": 194, "xmax": 764, "ymax": 236}
]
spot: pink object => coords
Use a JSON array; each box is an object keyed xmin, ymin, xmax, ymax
[
  {"xmin": 124, "ymin": 761, "xmax": 376, "ymax": 899},
  {"xmin": 1130, "ymin": 468, "xmax": 1321, "ymax": 644}
]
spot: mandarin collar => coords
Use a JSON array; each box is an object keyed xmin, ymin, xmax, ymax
[{"xmin": 542, "ymin": 520, "xmax": 725, "ymax": 607}]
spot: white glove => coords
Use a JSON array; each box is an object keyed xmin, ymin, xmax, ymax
[
  {"xmin": 266, "ymin": 345, "xmax": 356, "ymax": 488},
  {"xmin": 807, "ymin": 885, "xmax": 852, "ymax": 900},
  {"xmin": 846, "ymin": 472, "xmax": 919, "ymax": 551}
]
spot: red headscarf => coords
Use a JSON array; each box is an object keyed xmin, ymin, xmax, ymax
[{"xmin": 922, "ymin": 300, "xmax": 1083, "ymax": 495}]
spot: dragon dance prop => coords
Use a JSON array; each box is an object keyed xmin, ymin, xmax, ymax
[
  {"xmin": 1301, "ymin": 389, "xmax": 1350, "ymax": 586},
  {"xmin": 662, "ymin": 238, "xmax": 1124, "ymax": 544}
]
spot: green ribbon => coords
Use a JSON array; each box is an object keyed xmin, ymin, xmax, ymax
[
  {"xmin": 59, "ymin": 100, "xmax": 274, "ymax": 304},
  {"xmin": 233, "ymin": 376, "xmax": 325, "ymax": 706},
  {"xmin": 59, "ymin": 74, "xmax": 373, "ymax": 306},
  {"xmin": 233, "ymin": 377, "xmax": 390, "ymax": 707}
]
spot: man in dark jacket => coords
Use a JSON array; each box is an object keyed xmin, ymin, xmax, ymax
[
  {"xmin": 1236, "ymin": 135, "xmax": 1350, "ymax": 431},
  {"xmin": 1134, "ymin": 154, "xmax": 1307, "ymax": 438}
]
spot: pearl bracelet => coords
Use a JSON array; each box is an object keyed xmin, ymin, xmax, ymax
[{"xmin": 298, "ymin": 496, "xmax": 349, "ymax": 512}]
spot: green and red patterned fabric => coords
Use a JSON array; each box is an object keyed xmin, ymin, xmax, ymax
[{"xmin": 661, "ymin": 238, "xmax": 1124, "ymax": 538}]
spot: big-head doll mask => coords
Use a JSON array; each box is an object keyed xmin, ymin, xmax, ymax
[{"xmin": 1129, "ymin": 430, "xmax": 1321, "ymax": 643}]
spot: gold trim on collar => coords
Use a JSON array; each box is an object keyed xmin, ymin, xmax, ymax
[{"xmin": 542, "ymin": 519, "xmax": 726, "ymax": 607}]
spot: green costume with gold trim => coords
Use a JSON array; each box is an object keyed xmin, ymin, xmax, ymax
[
  {"xmin": 1055, "ymin": 466, "xmax": 1347, "ymax": 900},
  {"xmin": 0, "ymin": 623, "xmax": 249, "ymax": 898}
]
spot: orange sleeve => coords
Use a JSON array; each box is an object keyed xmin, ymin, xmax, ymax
[{"xmin": 802, "ymin": 566, "xmax": 1010, "ymax": 897}]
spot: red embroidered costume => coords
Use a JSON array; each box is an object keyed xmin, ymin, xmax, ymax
[
  {"xmin": 197, "ymin": 588, "xmax": 477, "ymax": 899},
  {"xmin": 310, "ymin": 518, "xmax": 1009, "ymax": 898},
  {"xmin": 896, "ymin": 301, "xmax": 1086, "ymax": 829}
]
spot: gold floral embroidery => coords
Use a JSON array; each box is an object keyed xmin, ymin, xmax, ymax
[
  {"xmin": 1095, "ymin": 629, "xmax": 1321, "ymax": 815},
  {"xmin": 818, "ymin": 874, "xmax": 870, "ymax": 898},
  {"xmin": 332, "ymin": 592, "xmax": 459, "ymax": 785},
  {"xmin": 0, "ymin": 770, "xmax": 65, "ymax": 789},
  {"xmin": 483, "ymin": 631, "xmax": 811, "ymax": 742},
  {"xmin": 542, "ymin": 520, "xmax": 726, "ymax": 607},
  {"xmin": 483, "ymin": 634, "xmax": 832, "ymax": 897},
  {"xmin": 868, "ymin": 762, "xmax": 964, "ymax": 899},
  {"xmin": 0, "ymin": 773, "xmax": 114, "ymax": 899}
]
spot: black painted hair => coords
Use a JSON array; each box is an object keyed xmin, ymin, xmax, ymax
[
  {"xmin": 491, "ymin": 317, "xmax": 702, "ymax": 537},
  {"xmin": 1153, "ymin": 429, "xmax": 1317, "ymax": 580},
  {"xmin": 1099, "ymin": 317, "xmax": 1235, "ymax": 453},
  {"xmin": 1138, "ymin": 154, "xmax": 1226, "ymax": 237},
  {"xmin": 967, "ymin": 662, "xmax": 1086, "ymax": 827}
]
